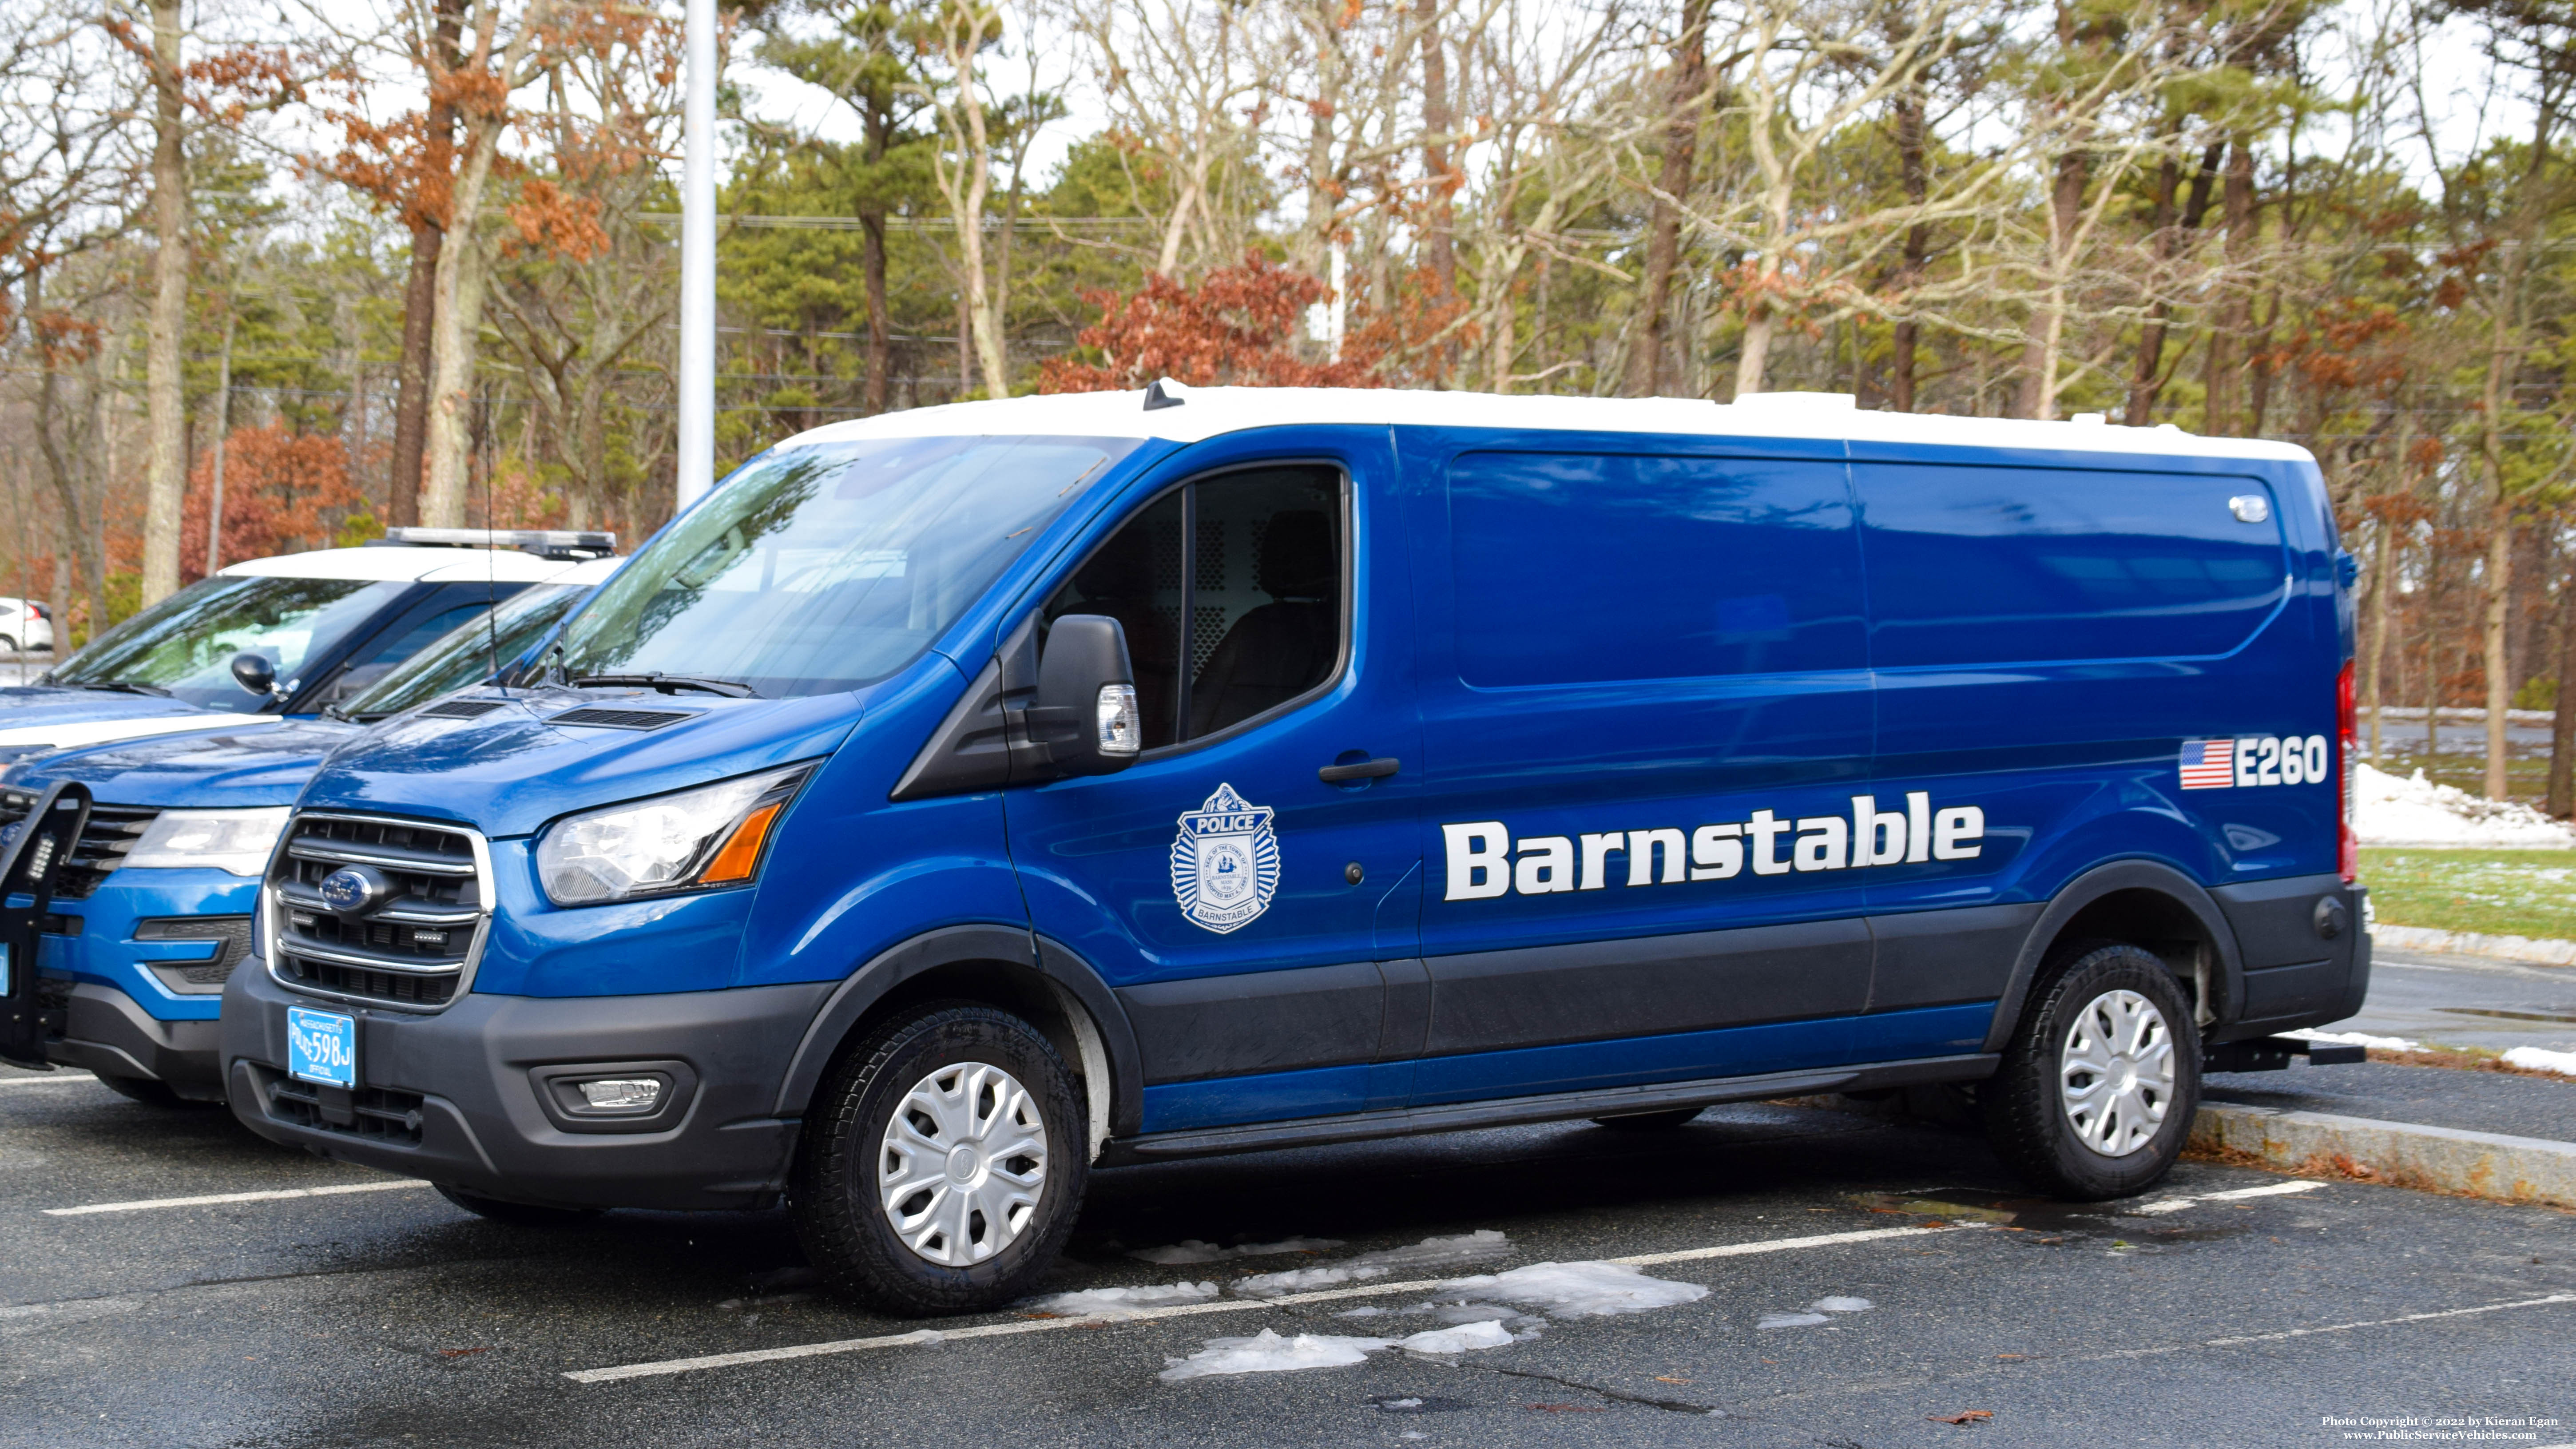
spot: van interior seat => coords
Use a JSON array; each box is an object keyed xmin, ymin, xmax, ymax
[
  {"xmin": 1189, "ymin": 509, "xmax": 1338, "ymax": 735},
  {"xmin": 1071, "ymin": 529, "xmax": 1178, "ymax": 745}
]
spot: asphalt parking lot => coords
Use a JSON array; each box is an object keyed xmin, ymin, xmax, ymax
[{"xmin": 5, "ymin": 1056, "xmax": 2570, "ymax": 1449}]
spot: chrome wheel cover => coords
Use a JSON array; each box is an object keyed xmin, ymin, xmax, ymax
[
  {"xmin": 2058, "ymin": 988, "xmax": 2176, "ymax": 1158},
  {"xmin": 878, "ymin": 1060, "xmax": 1050, "ymax": 1266}
]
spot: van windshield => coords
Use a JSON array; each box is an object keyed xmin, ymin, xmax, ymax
[
  {"xmin": 551, "ymin": 435, "xmax": 1139, "ymax": 698},
  {"xmin": 342, "ymin": 582, "xmax": 591, "ymax": 722},
  {"xmin": 50, "ymin": 574, "xmax": 415, "ymax": 711}
]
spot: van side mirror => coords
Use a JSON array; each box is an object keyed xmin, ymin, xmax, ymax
[
  {"xmin": 230, "ymin": 652, "xmax": 282, "ymax": 700},
  {"xmin": 1027, "ymin": 615, "xmax": 1140, "ymax": 776}
]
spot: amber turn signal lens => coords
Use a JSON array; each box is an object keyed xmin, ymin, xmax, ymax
[{"xmin": 702, "ymin": 802, "xmax": 783, "ymax": 884}]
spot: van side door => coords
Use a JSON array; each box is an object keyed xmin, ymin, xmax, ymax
[
  {"xmin": 1005, "ymin": 429, "xmax": 1421, "ymax": 1137},
  {"xmin": 1401, "ymin": 434, "xmax": 1875, "ymax": 1107}
]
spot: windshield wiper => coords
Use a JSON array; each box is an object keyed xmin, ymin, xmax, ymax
[
  {"xmin": 569, "ymin": 672, "xmax": 761, "ymax": 699},
  {"xmin": 75, "ymin": 680, "xmax": 173, "ymax": 697}
]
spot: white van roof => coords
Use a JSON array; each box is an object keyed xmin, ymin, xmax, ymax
[
  {"xmin": 220, "ymin": 547, "xmax": 603, "ymax": 585},
  {"xmin": 781, "ymin": 385, "xmax": 2316, "ymax": 465}
]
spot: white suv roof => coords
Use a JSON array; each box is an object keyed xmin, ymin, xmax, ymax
[{"xmin": 220, "ymin": 547, "xmax": 599, "ymax": 585}]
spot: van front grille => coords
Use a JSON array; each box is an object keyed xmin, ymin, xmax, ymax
[
  {"xmin": 266, "ymin": 813, "xmax": 486, "ymax": 1012},
  {"xmin": 0, "ymin": 791, "xmax": 161, "ymax": 899},
  {"xmin": 265, "ymin": 1072, "xmax": 426, "ymax": 1145}
]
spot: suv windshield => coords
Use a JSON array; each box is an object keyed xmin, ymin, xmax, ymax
[
  {"xmin": 341, "ymin": 582, "xmax": 593, "ymax": 721},
  {"xmin": 551, "ymin": 434, "xmax": 1139, "ymax": 697},
  {"xmin": 51, "ymin": 574, "xmax": 415, "ymax": 711}
]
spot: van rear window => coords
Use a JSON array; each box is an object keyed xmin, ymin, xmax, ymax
[
  {"xmin": 1447, "ymin": 453, "xmax": 1864, "ymax": 686},
  {"xmin": 1855, "ymin": 464, "xmax": 2288, "ymax": 667}
]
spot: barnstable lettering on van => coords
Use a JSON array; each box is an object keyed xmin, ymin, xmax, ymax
[{"xmin": 1441, "ymin": 792, "xmax": 1986, "ymax": 902}]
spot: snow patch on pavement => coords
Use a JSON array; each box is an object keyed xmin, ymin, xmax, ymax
[
  {"xmin": 1025, "ymin": 1281, "xmax": 1218, "ymax": 1318},
  {"xmin": 2283, "ymin": 1027, "xmax": 2424, "ymax": 1052},
  {"xmin": 1231, "ymin": 1265, "xmax": 1389, "ymax": 1297},
  {"xmin": 2355, "ymin": 763, "xmax": 2576, "ymax": 847},
  {"xmin": 1157, "ymin": 1320, "xmax": 1520, "ymax": 1382},
  {"xmin": 2503, "ymin": 1045, "xmax": 2576, "ymax": 1076},
  {"xmin": 1129, "ymin": 1236, "xmax": 1344, "ymax": 1265},
  {"xmin": 1758, "ymin": 1311, "xmax": 1831, "ymax": 1329},
  {"xmin": 1433, "ymin": 1261, "xmax": 1709, "ymax": 1319},
  {"xmin": 1344, "ymin": 1229, "xmax": 1515, "ymax": 1271},
  {"xmin": 1810, "ymin": 1296, "xmax": 1873, "ymax": 1313}
]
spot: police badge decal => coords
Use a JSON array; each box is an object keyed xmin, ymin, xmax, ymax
[{"xmin": 1171, "ymin": 783, "xmax": 1281, "ymax": 934}]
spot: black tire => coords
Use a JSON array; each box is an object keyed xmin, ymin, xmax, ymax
[
  {"xmin": 1981, "ymin": 941, "xmax": 2202, "ymax": 1200},
  {"xmin": 0, "ymin": 635, "xmax": 18, "ymax": 655},
  {"xmin": 1592, "ymin": 1107, "xmax": 1705, "ymax": 1131},
  {"xmin": 791, "ymin": 1002, "xmax": 1088, "ymax": 1316},
  {"xmin": 95, "ymin": 1073, "xmax": 190, "ymax": 1108},
  {"xmin": 435, "ymin": 1183, "xmax": 603, "ymax": 1227}
]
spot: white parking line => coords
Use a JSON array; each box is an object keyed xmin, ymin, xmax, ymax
[
  {"xmin": 2074, "ymin": 1292, "xmax": 2576, "ymax": 1363},
  {"xmin": 564, "ymin": 1221, "xmax": 1981, "ymax": 1385},
  {"xmin": 44, "ymin": 1180, "xmax": 430, "ymax": 1217},
  {"xmin": 0, "ymin": 1073, "xmax": 96, "ymax": 1091},
  {"xmin": 2133, "ymin": 1179, "xmax": 2324, "ymax": 1215}
]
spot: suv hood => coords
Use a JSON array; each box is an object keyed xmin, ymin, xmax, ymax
[
  {"xmin": 297, "ymin": 687, "xmax": 867, "ymax": 838},
  {"xmin": 0, "ymin": 717, "xmax": 357, "ymax": 810}
]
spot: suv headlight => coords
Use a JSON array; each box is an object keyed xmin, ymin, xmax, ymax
[
  {"xmin": 536, "ymin": 764, "xmax": 810, "ymax": 906},
  {"xmin": 125, "ymin": 807, "xmax": 291, "ymax": 875}
]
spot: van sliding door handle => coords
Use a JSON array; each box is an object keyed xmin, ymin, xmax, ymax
[{"xmin": 1318, "ymin": 757, "xmax": 1400, "ymax": 782}]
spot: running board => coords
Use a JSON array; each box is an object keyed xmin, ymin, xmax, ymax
[{"xmin": 1100, "ymin": 1053, "xmax": 2000, "ymax": 1165}]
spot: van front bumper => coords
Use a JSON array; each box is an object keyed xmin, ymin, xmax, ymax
[{"xmin": 222, "ymin": 961, "xmax": 833, "ymax": 1211}]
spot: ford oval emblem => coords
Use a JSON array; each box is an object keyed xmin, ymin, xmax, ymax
[{"xmin": 317, "ymin": 865, "xmax": 388, "ymax": 915}]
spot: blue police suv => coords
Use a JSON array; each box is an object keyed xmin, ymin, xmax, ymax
[
  {"xmin": 201, "ymin": 387, "xmax": 2366, "ymax": 1314},
  {"xmin": 0, "ymin": 556, "xmax": 616, "ymax": 1104}
]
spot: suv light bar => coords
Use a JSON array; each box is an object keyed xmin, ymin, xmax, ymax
[{"xmin": 378, "ymin": 527, "xmax": 617, "ymax": 560}]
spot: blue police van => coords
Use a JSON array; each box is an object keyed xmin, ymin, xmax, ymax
[
  {"xmin": 182, "ymin": 387, "xmax": 2359, "ymax": 1314},
  {"xmin": 0, "ymin": 556, "xmax": 617, "ymax": 1103}
]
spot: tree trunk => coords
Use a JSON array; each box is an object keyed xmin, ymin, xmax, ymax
[
  {"xmin": 421, "ymin": 120, "xmax": 505, "ymax": 528},
  {"xmin": 2487, "ymin": 506, "xmax": 2515, "ymax": 799},
  {"xmin": 2016, "ymin": 148, "xmax": 2086, "ymax": 420},
  {"xmin": 2125, "ymin": 152, "xmax": 2181, "ymax": 426},
  {"xmin": 861, "ymin": 210, "xmax": 890, "ymax": 415},
  {"xmin": 1623, "ymin": 0, "xmax": 1709, "ymax": 398},
  {"xmin": 1416, "ymin": 0, "xmax": 1455, "ymax": 299},
  {"xmin": 1888, "ymin": 81, "xmax": 1929, "ymax": 414},
  {"xmin": 2551, "ymin": 565, "xmax": 2576, "ymax": 816},
  {"xmin": 1734, "ymin": 306, "xmax": 1774, "ymax": 397},
  {"xmin": 2203, "ymin": 137, "xmax": 2254, "ymax": 437},
  {"xmin": 206, "ymin": 308, "xmax": 236, "ymax": 576},
  {"xmin": 138, "ymin": 0, "xmax": 187, "ymax": 607},
  {"xmin": 388, "ymin": 223, "xmax": 441, "ymax": 529}
]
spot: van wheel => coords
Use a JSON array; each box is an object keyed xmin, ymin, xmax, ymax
[
  {"xmin": 1981, "ymin": 941, "xmax": 2201, "ymax": 1201},
  {"xmin": 0, "ymin": 635, "xmax": 18, "ymax": 654},
  {"xmin": 435, "ymin": 1183, "xmax": 603, "ymax": 1227},
  {"xmin": 791, "ymin": 1002, "xmax": 1086, "ymax": 1316},
  {"xmin": 1592, "ymin": 1108, "xmax": 1704, "ymax": 1131}
]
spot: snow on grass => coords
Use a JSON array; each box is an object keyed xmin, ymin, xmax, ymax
[
  {"xmin": 2283, "ymin": 1027, "xmax": 2424, "ymax": 1052},
  {"xmin": 1023, "ymin": 1281, "xmax": 1218, "ymax": 1318},
  {"xmin": 1129, "ymin": 1236, "xmax": 1344, "ymax": 1266},
  {"xmin": 1231, "ymin": 1265, "xmax": 1389, "ymax": 1297},
  {"xmin": 1432, "ymin": 1261, "xmax": 1709, "ymax": 1320},
  {"xmin": 2355, "ymin": 763, "xmax": 2576, "ymax": 848},
  {"xmin": 2502, "ymin": 1046, "xmax": 2576, "ymax": 1076}
]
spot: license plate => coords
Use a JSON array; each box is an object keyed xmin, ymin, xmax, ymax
[{"xmin": 286, "ymin": 1007, "xmax": 357, "ymax": 1088}]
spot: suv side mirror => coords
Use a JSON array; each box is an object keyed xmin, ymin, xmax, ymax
[
  {"xmin": 230, "ymin": 652, "xmax": 282, "ymax": 700},
  {"xmin": 1026, "ymin": 614, "xmax": 1140, "ymax": 776}
]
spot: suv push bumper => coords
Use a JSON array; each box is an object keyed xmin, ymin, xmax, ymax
[{"xmin": 222, "ymin": 962, "xmax": 833, "ymax": 1211}]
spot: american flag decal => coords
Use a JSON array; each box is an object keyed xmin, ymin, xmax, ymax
[{"xmin": 2178, "ymin": 739, "xmax": 2235, "ymax": 790}]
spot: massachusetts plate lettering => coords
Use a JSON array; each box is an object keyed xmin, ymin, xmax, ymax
[{"xmin": 1171, "ymin": 783, "xmax": 1280, "ymax": 934}]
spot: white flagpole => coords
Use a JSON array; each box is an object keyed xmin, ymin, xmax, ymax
[{"xmin": 676, "ymin": 0, "xmax": 716, "ymax": 512}]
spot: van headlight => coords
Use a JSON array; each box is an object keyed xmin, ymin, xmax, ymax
[
  {"xmin": 125, "ymin": 807, "xmax": 291, "ymax": 875},
  {"xmin": 536, "ymin": 764, "xmax": 810, "ymax": 905}
]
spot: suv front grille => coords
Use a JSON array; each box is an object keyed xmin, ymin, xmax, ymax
[
  {"xmin": 0, "ymin": 791, "xmax": 161, "ymax": 899},
  {"xmin": 266, "ymin": 813, "xmax": 487, "ymax": 1012}
]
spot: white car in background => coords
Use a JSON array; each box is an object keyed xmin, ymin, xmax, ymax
[{"xmin": 0, "ymin": 598, "xmax": 56, "ymax": 655}]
